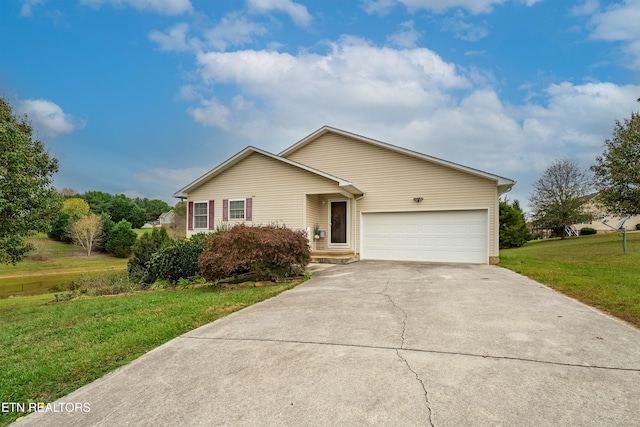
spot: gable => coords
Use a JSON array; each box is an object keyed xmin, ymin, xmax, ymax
[
  {"xmin": 282, "ymin": 131, "xmax": 501, "ymax": 197},
  {"xmin": 174, "ymin": 146, "xmax": 363, "ymax": 199},
  {"xmin": 280, "ymin": 126, "xmax": 514, "ymax": 194}
]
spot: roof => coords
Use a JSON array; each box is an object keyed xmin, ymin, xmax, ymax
[
  {"xmin": 173, "ymin": 146, "xmax": 365, "ymax": 198},
  {"xmin": 279, "ymin": 126, "xmax": 516, "ymax": 194}
]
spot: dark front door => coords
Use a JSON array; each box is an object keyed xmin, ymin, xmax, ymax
[{"xmin": 330, "ymin": 201, "xmax": 347, "ymax": 244}]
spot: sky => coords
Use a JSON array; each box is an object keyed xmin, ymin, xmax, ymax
[{"xmin": 1, "ymin": 0, "xmax": 639, "ymax": 211}]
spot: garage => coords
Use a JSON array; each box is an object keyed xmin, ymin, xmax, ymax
[{"xmin": 360, "ymin": 210, "xmax": 488, "ymax": 263}]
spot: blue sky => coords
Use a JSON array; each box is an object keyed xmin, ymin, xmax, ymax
[{"xmin": 2, "ymin": 0, "xmax": 639, "ymax": 210}]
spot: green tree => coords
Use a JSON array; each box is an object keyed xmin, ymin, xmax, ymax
[
  {"xmin": 63, "ymin": 197, "xmax": 90, "ymax": 217},
  {"xmin": 0, "ymin": 98, "xmax": 62, "ymax": 264},
  {"xmin": 134, "ymin": 197, "xmax": 172, "ymax": 222},
  {"xmin": 499, "ymin": 199, "xmax": 531, "ymax": 248},
  {"xmin": 105, "ymin": 220, "xmax": 137, "ymax": 258},
  {"xmin": 591, "ymin": 112, "xmax": 640, "ymax": 217},
  {"xmin": 81, "ymin": 191, "xmax": 113, "ymax": 215},
  {"xmin": 529, "ymin": 158, "xmax": 591, "ymax": 239},
  {"xmin": 110, "ymin": 195, "xmax": 147, "ymax": 229},
  {"xmin": 128, "ymin": 227, "xmax": 172, "ymax": 283}
]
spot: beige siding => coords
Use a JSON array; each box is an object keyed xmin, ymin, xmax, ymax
[
  {"xmin": 285, "ymin": 133, "xmax": 500, "ymax": 258},
  {"xmin": 187, "ymin": 152, "xmax": 344, "ymax": 237}
]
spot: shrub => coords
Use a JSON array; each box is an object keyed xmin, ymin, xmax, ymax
[
  {"xmin": 580, "ymin": 227, "xmax": 597, "ymax": 236},
  {"xmin": 147, "ymin": 233, "xmax": 209, "ymax": 284},
  {"xmin": 105, "ymin": 220, "xmax": 137, "ymax": 257},
  {"xmin": 128, "ymin": 227, "xmax": 172, "ymax": 283},
  {"xmin": 64, "ymin": 272, "xmax": 134, "ymax": 296},
  {"xmin": 199, "ymin": 224, "xmax": 311, "ymax": 283}
]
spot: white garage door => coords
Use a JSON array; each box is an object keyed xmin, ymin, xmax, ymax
[{"xmin": 361, "ymin": 210, "xmax": 488, "ymax": 263}]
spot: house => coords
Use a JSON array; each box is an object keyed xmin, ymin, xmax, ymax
[
  {"xmin": 573, "ymin": 194, "xmax": 640, "ymax": 233},
  {"xmin": 158, "ymin": 210, "xmax": 174, "ymax": 226},
  {"xmin": 174, "ymin": 126, "xmax": 515, "ymax": 264}
]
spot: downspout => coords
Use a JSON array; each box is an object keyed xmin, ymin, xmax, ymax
[{"xmin": 354, "ymin": 193, "xmax": 366, "ymax": 257}]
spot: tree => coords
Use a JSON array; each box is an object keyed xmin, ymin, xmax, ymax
[
  {"xmin": 105, "ymin": 220, "xmax": 137, "ymax": 258},
  {"xmin": 529, "ymin": 158, "xmax": 591, "ymax": 239},
  {"xmin": 499, "ymin": 199, "xmax": 531, "ymax": 248},
  {"xmin": 110, "ymin": 195, "xmax": 147, "ymax": 228},
  {"xmin": 67, "ymin": 214, "xmax": 103, "ymax": 256},
  {"xmin": 63, "ymin": 197, "xmax": 90, "ymax": 217},
  {"xmin": 591, "ymin": 112, "xmax": 640, "ymax": 217},
  {"xmin": 0, "ymin": 98, "xmax": 62, "ymax": 264},
  {"xmin": 133, "ymin": 197, "xmax": 172, "ymax": 222},
  {"xmin": 81, "ymin": 191, "xmax": 113, "ymax": 215}
]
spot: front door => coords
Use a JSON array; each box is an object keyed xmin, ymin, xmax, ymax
[{"xmin": 330, "ymin": 201, "xmax": 347, "ymax": 245}]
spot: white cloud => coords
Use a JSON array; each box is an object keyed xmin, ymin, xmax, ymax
[
  {"xmin": 362, "ymin": 0, "xmax": 541, "ymax": 14},
  {"xmin": 149, "ymin": 13, "xmax": 268, "ymax": 52},
  {"xmin": 204, "ymin": 12, "xmax": 268, "ymax": 51},
  {"xmin": 80, "ymin": 0, "xmax": 193, "ymax": 15},
  {"xmin": 441, "ymin": 11, "xmax": 490, "ymax": 41},
  {"xmin": 387, "ymin": 20, "xmax": 421, "ymax": 47},
  {"xmin": 587, "ymin": 0, "xmax": 640, "ymax": 68},
  {"xmin": 19, "ymin": 0, "xmax": 46, "ymax": 17},
  {"xmin": 189, "ymin": 36, "xmax": 469, "ymax": 141},
  {"xmin": 16, "ymin": 99, "xmax": 81, "ymax": 138},
  {"xmin": 149, "ymin": 23, "xmax": 198, "ymax": 51},
  {"xmin": 247, "ymin": 0, "xmax": 313, "ymax": 27}
]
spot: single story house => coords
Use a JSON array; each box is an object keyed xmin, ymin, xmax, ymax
[
  {"xmin": 574, "ymin": 194, "xmax": 640, "ymax": 233},
  {"xmin": 174, "ymin": 126, "xmax": 515, "ymax": 264},
  {"xmin": 158, "ymin": 210, "xmax": 174, "ymax": 226}
]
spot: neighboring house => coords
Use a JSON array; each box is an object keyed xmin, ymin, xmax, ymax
[
  {"xmin": 174, "ymin": 126, "xmax": 515, "ymax": 264},
  {"xmin": 573, "ymin": 194, "xmax": 640, "ymax": 233},
  {"xmin": 158, "ymin": 210, "xmax": 174, "ymax": 226}
]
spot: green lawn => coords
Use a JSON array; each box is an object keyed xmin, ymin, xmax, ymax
[
  {"xmin": 0, "ymin": 282, "xmax": 300, "ymax": 426},
  {"xmin": 500, "ymin": 231, "xmax": 640, "ymax": 327}
]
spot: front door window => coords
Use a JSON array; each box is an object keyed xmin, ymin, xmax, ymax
[{"xmin": 330, "ymin": 201, "xmax": 347, "ymax": 245}]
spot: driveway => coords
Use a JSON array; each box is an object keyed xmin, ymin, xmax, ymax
[{"xmin": 15, "ymin": 262, "xmax": 640, "ymax": 426}]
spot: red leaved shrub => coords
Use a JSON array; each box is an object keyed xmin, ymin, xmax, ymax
[{"xmin": 198, "ymin": 224, "xmax": 310, "ymax": 282}]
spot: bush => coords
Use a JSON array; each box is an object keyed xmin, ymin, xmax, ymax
[
  {"xmin": 64, "ymin": 272, "xmax": 134, "ymax": 296},
  {"xmin": 104, "ymin": 220, "xmax": 137, "ymax": 257},
  {"xmin": 128, "ymin": 227, "xmax": 172, "ymax": 283},
  {"xmin": 199, "ymin": 224, "xmax": 311, "ymax": 283},
  {"xmin": 580, "ymin": 227, "xmax": 597, "ymax": 235},
  {"xmin": 147, "ymin": 233, "xmax": 209, "ymax": 284}
]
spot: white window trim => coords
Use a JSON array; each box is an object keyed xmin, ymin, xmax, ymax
[
  {"xmin": 193, "ymin": 200, "xmax": 209, "ymax": 230},
  {"xmin": 228, "ymin": 198, "xmax": 246, "ymax": 221}
]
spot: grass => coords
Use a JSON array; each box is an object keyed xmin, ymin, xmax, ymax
[
  {"xmin": 0, "ymin": 235, "xmax": 128, "ymax": 298},
  {"xmin": 500, "ymin": 231, "xmax": 640, "ymax": 327},
  {"xmin": 0, "ymin": 282, "xmax": 300, "ymax": 426}
]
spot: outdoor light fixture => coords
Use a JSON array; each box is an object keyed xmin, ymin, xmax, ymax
[{"xmin": 413, "ymin": 197, "xmax": 423, "ymax": 202}]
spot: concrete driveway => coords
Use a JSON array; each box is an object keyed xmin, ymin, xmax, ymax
[{"xmin": 15, "ymin": 262, "xmax": 640, "ymax": 426}]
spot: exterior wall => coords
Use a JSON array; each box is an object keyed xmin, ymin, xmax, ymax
[
  {"xmin": 186, "ymin": 152, "xmax": 345, "ymax": 238},
  {"xmin": 284, "ymin": 133, "xmax": 500, "ymax": 260},
  {"xmin": 575, "ymin": 215, "xmax": 640, "ymax": 233}
]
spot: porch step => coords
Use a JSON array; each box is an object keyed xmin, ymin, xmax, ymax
[{"xmin": 310, "ymin": 252, "xmax": 360, "ymax": 265}]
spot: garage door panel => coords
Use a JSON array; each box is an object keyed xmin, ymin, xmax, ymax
[{"xmin": 361, "ymin": 210, "xmax": 488, "ymax": 264}]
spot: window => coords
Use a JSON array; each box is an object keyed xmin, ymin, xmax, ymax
[
  {"xmin": 229, "ymin": 199, "xmax": 245, "ymax": 220},
  {"xmin": 193, "ymin": 202, "xmax": 208, "ymax": 229}
]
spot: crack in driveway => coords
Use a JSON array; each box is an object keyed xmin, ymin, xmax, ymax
[{"xmin": 379, "ymin": 279, "xmax": 435, "ymax": 426}]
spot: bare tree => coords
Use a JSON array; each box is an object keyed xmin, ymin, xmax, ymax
[
  {"xmin": 67, "ymin": 214, "xmax": 103, "ymax": 256},
  {"xmin": 529, "ymin": 158, "xmax": 591, "ymax": 239}
]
